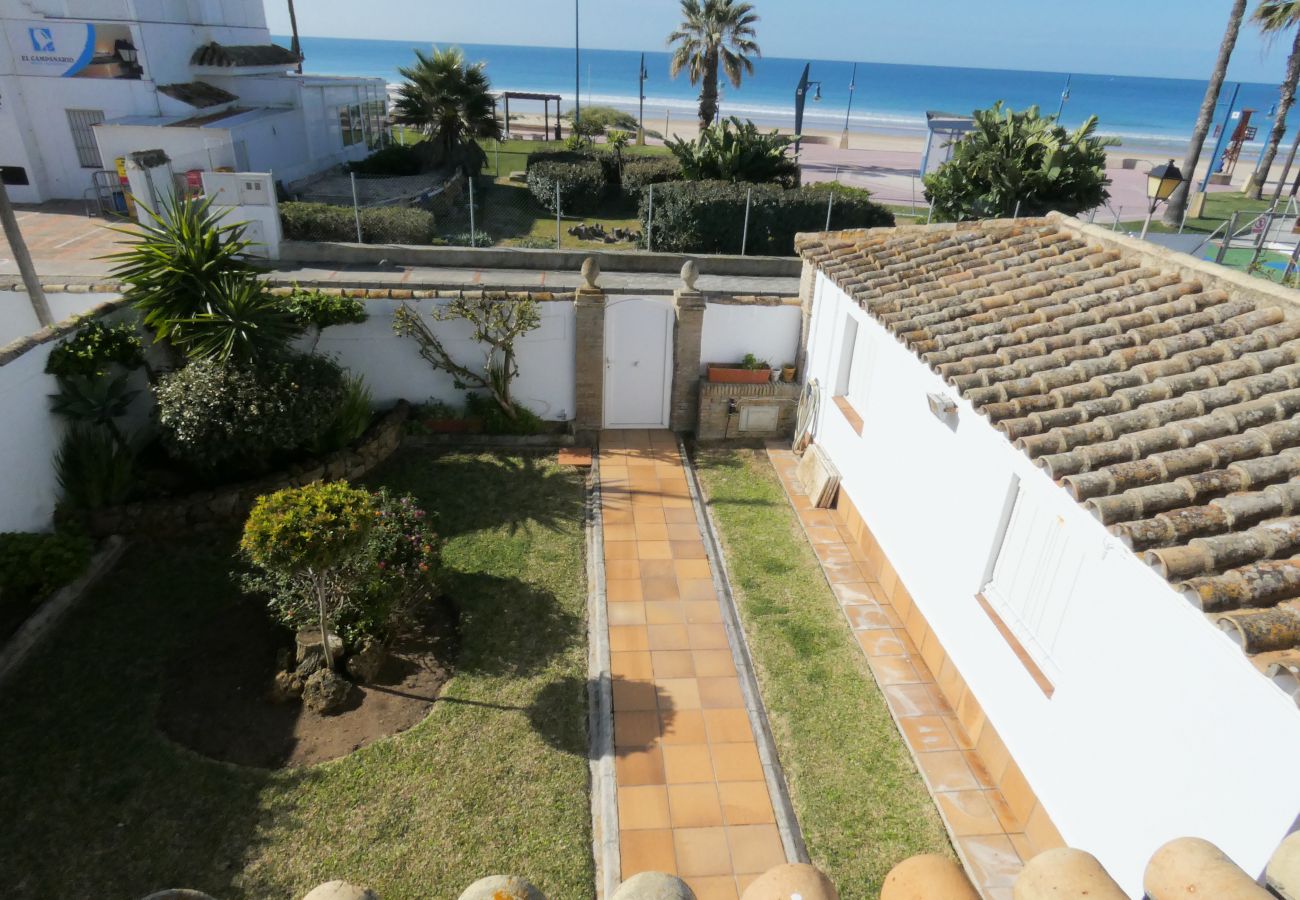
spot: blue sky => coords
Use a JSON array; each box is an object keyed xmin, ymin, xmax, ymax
[{"xmin": 266, "ymin": 1, "xmax": 1292, "ymax": 83}]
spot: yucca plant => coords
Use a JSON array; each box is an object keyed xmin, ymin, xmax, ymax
[
  {"xmin": 171, "ymin": 273, "xmax": 300, "ymax": 365},
  {"xmin": 104, "ymin": 193, "xmax": 260, "ymax": 348},
  {"xmin": 54, "ymin": 425, "xmax": 135, "ymax": 510}
]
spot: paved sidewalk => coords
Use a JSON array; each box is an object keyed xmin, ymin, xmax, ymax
[{"xmin": 601, "ymin": 430, "xmax": 787, "ymax": 900}]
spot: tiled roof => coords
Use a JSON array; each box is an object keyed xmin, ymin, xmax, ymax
[
  {"xmin": 158, "ymin": 81, "xmax": 238, "ymax": 109},
  {"xmin": 190, "ymin": 42, "xmax": 300, "ymax": 68},
  {"xmin": 798, "ymin": 214, "xmax": 1300, "ymax": 691}
]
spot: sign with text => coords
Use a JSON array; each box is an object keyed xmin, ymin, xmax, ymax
[{"xmin": 5, "ymin": 20, "xmax": 138, "ymax": 78}]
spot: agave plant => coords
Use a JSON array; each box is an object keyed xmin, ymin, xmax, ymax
[
  {"xmin": 171, "ymin": 274, "xmax": 300, "ymax": 365},
  {"xmin": 49, "ymin": 372, "xmax": 140, "ymax": 448},
  {"xmin": 923, "ymin": 102, "xmax": 1113, "ymax": 221},
  {"xmin": 104, "ymin": 193, "xmax": 260, "ymax": 348},
  {"xmin": 666, "ymin": 117, "xmax": 798, "ymax": 187}
]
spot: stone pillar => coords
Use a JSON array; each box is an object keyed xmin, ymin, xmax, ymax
[
  {"xmin": 794, "ymin": 259, "xmax": 817, "ymax": 382},
  {"xmin": 573, "ymin": 258, "xmax": 605, "ymax": 443},
  {"xmin": 670, "ymin": 260, "xmax": 706, "ymax": 432}
]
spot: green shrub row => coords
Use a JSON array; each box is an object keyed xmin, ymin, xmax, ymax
[
  {"xmin": 622, "ymin": 157, "xmax": 684, "ymax": 194},
  {"xmin": 639, "ymin": 180, "xmax": 895, "ymax": 256},
  {"xmin": 526, "ymin": 159, "xmax": 608, "ymax": 214},
  {"xmin": 0, "ymin": 531, "xmax": 93, "ymax": 605},
  {"xmin": 280, "ymin": 201, "xmax": 436, "ymax": 244}
]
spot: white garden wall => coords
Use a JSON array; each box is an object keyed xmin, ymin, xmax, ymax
[
  {"xmin": 312, "ymin": 298, "xmax": 577, "ymax": 421},
  {"xmin": 701, "ymin": 301, "xmax": 802, "ymax": 372},
  {"xmin": 0, "ymin": 337, "xmax": 67, "ymax": 533},
  {"xmin": 805, "ymin": 272, "xmax": 1300, "ymax": 892},
  {"xmin": 0, "ymin": 292, "xmax": 120, "ymax": 347}
]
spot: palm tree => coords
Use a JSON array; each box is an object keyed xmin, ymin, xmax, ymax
[
  {"xmin": 1164, "ymin": 0, "xmax": 1247, "ymax": 225},
  {"xmin": 1247, "ymin": 1, "xmax": 1300, "ymax": 199},
  {"xmin": 287, "ymin": 0, "xmax": 302, "ymax": 75},
  {"xmin": 392, "ymin": 47, "xmax": 502, "ymax": 170},
  {"xmin": 668, "ymin": 0, "xmax": 761, "ymax": 131}
]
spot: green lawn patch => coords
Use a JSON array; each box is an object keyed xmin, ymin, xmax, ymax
[
  {"xmin": 693, "ymin": 449, "xmax": 950, "ymax": 899},
  {"xmin": 0, "ymin": 450, "xmax": 593, "ymax": 900}
]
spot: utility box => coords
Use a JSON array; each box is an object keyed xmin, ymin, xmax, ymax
[{"xmin": 201, "ymin": 171, "xmax": 281, "ymax": 259}]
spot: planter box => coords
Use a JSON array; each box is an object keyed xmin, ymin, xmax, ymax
[{"xmin": 708, "ymin": 365, "xmax": 773, "ymax": 384}]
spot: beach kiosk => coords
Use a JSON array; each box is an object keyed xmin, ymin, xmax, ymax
[{"xmin": 920, "ymin": 111, "xmax": 975, "ymax": 177}]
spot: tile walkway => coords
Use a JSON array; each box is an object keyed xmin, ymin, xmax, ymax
[
  {"xmin": 600, "ymin": 429, "xmax": 788, "ymax": 900},
  {"xmin": 765, "ymin": 443, "xmax": 1039, "ymax": 900}
]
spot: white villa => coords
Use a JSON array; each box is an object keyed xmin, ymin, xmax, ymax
[
  {"xmin": 795, "ymin": 213, "xmax": 1300, "ymax": 892},
  {"xmin": 0, "ymin": 0, "xmax": 387, "ymax": 205}
]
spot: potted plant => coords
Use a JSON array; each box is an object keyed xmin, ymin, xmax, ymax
[
  {"xmin": 781, "ymin": 363, "xmax": 796, "ymax": 383},
  {"xmin": 707, "ymin": 353, "xmax": 772, "ymax": 385}
]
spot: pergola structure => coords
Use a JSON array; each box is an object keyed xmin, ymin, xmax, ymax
[{"xmin": 494, "ymin": 91, "xmax": 563, "ymax": 141}]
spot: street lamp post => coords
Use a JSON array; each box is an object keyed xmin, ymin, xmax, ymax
[
  {"xmin": 839, "ymin": 62, "xmax": 857, "ymax": 150},
  {"xmin": 793, "ymin": 63, "xmax": 822, "ymax": 158},
  {"xmin": 637, "ymin": 53, "xmax": 648, "ymax": 145},
  {"xmin": 573, "ymin": 0, "xmax": 580, "ymax": 129},
  {"xmin": 1055, "ymin": 74, "xmax": 1071, "ymax": 120},
  {"xmin": 1141, "ymin": 158, "xmax": 1183, "ymax": 240}
]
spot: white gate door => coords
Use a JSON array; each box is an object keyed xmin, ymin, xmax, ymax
[{"xmin": 604, "ymin": 297, "xmax": 673, "ymax": 429}]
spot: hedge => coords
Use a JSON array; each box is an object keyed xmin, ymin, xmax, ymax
[
  {"xmin": 638, "ymin": 180, "xmax": 894, "ymax": 256},
  {"xmin": 280, "ymin": 201, "xmax": 436, "ymax": 244},
  {"xmin": 622, "ymin": 157, "xmax": 683, "ymax": 194},
  {"xmin": 526, "ymin": 159, "xmax": 608, "ymax": 214}
]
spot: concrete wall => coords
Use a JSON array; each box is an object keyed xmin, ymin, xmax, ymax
[
  {"xmin": 805, "ymin": 272, "xmax": 1300, "ymax": 892},
  {"xmin": 313, "ymin": 297, "xmax": 577, "ymax": 421},
  {"xmin": 701, "ymin": 301, "xmax": 802, "ymax": 372},
  {"xmin": 0, "ymin": 292, "xmax": 118, "ymax": 347}
]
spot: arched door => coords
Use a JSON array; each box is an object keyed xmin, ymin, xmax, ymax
[{"xmin": 603, "ymin": 296, "xmax": 673, "ymax": 429}]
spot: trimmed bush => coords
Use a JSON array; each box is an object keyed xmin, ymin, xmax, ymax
[
  {"xmin": 565, "ymin": 105, "xmax": 639, "ymax": 133},
  {"xmin": 45, "ymin": 321, "xmax": 144, "ymax": 380},
  {"xmin": 622, "ymin": 156, "xmax": 683, "ymax": 195},
  {"xmin": 280, "ymin": 202, "xmax": 436, "ymax": 244},
  {"xmin": 527, "ymin": 157, "xmax": 609, "ymax": 213},
  {"xmin": 346, "ymin": 144, "xmax": 423, "ymax": 176},
  {"xmin": 243, "ymin": 488, "xmax": 440, "ymax": 645},
  {"xmin": 155, "ymin": 353, "xmax": 346, "ymax": 474},
  {"xmin": 0, "ymin": 531, "xmax": 93, "ymax": 605},
  {"xmin": 639, "ymin": 180, "xmax": 894, "ymax": 256},
  {"xmin": 284, "ymin": 290, "xmax": 368, "ymax": 330}
]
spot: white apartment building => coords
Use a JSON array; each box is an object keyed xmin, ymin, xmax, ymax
[{"xmin": 0, "ymin": 0, "xmax": 388, "ymax": 204}]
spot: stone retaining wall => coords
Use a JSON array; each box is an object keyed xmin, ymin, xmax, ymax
[
  {"xmin": 82, "ymin": 402, "xmax": 410, "ymax": 538},
  {"xmin": 697, "ymin": 382, "xmax": 801, "ymax": 443}
]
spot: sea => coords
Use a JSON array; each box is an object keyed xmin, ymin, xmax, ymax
[{"xmin": 282, "ymin": 35, "xmax": 1294, "ymax": 156}]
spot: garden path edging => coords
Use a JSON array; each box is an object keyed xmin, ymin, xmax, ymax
[
  {"xmin": 0, "ymin": 535, "xmax": 127, "ymax": 689},
  {"xmin": 585, "ymin": 452, "xmax": 621, "ymax": 899}
]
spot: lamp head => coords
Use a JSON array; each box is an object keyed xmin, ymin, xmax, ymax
[{"xmin": 1147, "ymin": 158, "xmax": 1183, "ymax": 203}]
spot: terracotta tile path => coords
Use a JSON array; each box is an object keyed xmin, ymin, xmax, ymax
[
  {"xmin": 600, "ymin": 430, "xmax": 787, "ymax": 900},
  {"xmin": 765, "ymin": 443, "xmax": 1036, "ymax": 900}
]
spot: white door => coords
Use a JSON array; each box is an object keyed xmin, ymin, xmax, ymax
[{"xmin": 604, "ymin": 297, "xmax": 673, "ymax": 428}]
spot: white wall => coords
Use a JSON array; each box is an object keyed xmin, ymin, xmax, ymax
[
  {"xmin": 700, "ymin": 302, "xmax": 802, "ymax": 371},
  {"xmin": 313, "ymin": 298, "xmax": 577, "ymax": 421},
  {"xmin": 0, "ymin": 292, "xmax": 120, "ymax": 347},
  {"xmin": 806, "ymin": 272, "xmax": 1300, "ymax": 892}
]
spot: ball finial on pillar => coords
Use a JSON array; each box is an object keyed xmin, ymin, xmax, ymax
[
  {"xmin": 581, "ymin": 257, "xmax": 601, "ymax": 291},
  {"xmin": 680, "ymin": 259, "xmax": 699, "ymax": 292}
]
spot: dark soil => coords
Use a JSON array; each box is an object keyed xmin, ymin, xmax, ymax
[{"xmin": 156, "ymin": 598, "xmax": 458, "ymax": 769}]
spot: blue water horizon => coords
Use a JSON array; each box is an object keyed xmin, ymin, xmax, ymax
[{"xmin": 281, "ymin": 34, "xmax": 1292, "ymax": 154}]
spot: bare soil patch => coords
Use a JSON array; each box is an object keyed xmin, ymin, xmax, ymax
[{"xmin": 157, "ymin": 598, "xmax": 457, "ymax": 768}]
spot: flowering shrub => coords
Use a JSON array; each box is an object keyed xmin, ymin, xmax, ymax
[{"xmin": 242, "ymin": 487, "xmax": 440, "ymax": 645}]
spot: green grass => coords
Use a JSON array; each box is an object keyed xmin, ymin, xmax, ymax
[
  {"xmin": 0, "ymin": 450, "xmax": 593, "ymax": 900},
  {"xmin": 1119, "ymin": 190, "xmax": 1276, "ymax": 235},
  {"xmin": 693, "ymin": 450, "xmax": 950, "ymax": 900}
]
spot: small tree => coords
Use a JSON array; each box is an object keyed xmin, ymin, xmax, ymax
[
  {"xmin": 392, "ymin": 295, "xmax": 541, "ymax": 420},
  {"xmin": 241, "ymin": 482, "xmax": 373, "ymax": 671},
  {"xmin": 923, "ymin": 102, "xmax": 1112, "ymax": 221}
]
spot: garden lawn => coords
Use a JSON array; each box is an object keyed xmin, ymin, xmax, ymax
[
  {"xmin": 694, "ymin": 450, "xmax": 950, "ymax": 900},
  {"xmin": 0, "ymin": 450, "xmax": 593, "ymax": 900}
]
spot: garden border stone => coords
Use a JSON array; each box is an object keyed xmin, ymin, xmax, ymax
[
  {"xmin": 403, "ymin": 433, "xmax": 576, "ymax": 449},
  {"xmin": 0, "ymin": 535, "xmax": 127, "ymax": 689},
  {"xmin": 82, "ymin": 402, "xmax": 411, "ymax": 538}
]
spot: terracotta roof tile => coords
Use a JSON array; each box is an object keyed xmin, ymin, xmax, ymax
[{"xmin": 800, "ymin": 214, "xmax": 1300, "ymax": 688}]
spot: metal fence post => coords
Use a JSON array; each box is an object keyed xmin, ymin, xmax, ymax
[
  {"xmin": 350, "ymin": 172, "xmax": 363, "ymax": 243},
  {"xmin": 1216, "ymin": 211, "xmax": 1240, "ymax": 265},
  {"xmin": 495, "ymin": 140, "xmax": 500, "ymax": 178},
  {"xmin": 1013, "ymin": 199, "xmax": 1022, "ymax": 219},
  {"xmin": 555, "ymin": 182, "xmax": 562, "ymax": 249},
  {"xmin": 1248, "ymin": 211, "xmax": 1272, "ymax": 272},
  {"xmin": 825, "ymin": 191, "xmax": 835, "ymax": 231},
  {"xmin": 468, "ymin": 175, "xmax": 476, "ymax": 245},
  {"xmin": 741, "ymin": 187, "xmax": 752, "ymax": 255},
  {"xmin": 646, "ymin": 183, "xmax": 654, "ymax": 252}
]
